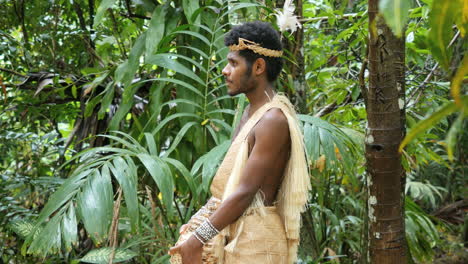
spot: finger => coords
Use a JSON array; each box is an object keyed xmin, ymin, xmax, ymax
[{"xmin": 179, "ymin": 224, "xmax": 189, "ymax": 234}]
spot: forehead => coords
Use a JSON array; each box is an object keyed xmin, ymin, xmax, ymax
[{"xmin": 226, "ymin": 51, "xmax": 243, "ymax": 61}]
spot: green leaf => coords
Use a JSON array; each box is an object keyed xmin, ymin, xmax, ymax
[
  {"xmin": 108, "ymin": 82, "xmax": 142, "ymax": 131},
  {"xmin": 399, "ymin": 100, "xmax": 459, "ymax": 151},
  {"xmin": 145, "ymin": 132, "xmax": 158, "ymax": 156},
  {"xmin": 201, "ymin": 140, "xmax": 230, "ymax": 192},
  {"xmin": 151, "ymin": 113, "xmax": 202, "ymax": 136},
  {"xmin": 163, "ymin": 157, "xmax": 197, "ymax": 194},
  {"xmin": 94, "ymin": 0, "xmax": 117, "ymax": 27},
  {"xmin": 149, "ymin": 77, "xmax": 204, "ymax": 97},
  {"xmin": 9, "ymin": 219, "xmax": 36, "ymax": 239},
  {"xmin": 379, "ymin": 0, "xmax": 412, "ymax": 37},
  {"xmin": 428, "ymin": 0, "xmax": 457, "ymax": 69},
  {"xmin": 30, "ymin": 170, "xmax": 91, "ymax": 229},
  {"xmin": 28, "ymin": 213, "xmax": 62, "ymax": 256},
  {"xmin": 80, "ymin": 247, "xmax": 138, "ymax": 264},
  {"xmin": 163, "ymin": 121, "xmax": 198, "ymax": 157},
  {"xmin": 146, "ymin": 54, "xmax": 204, "ymax": 85},
  {"xmin": 61, "ymin": 205, "xmax": 78, "ymax": 251},
  {"xmin": 98, "ymin": 82, "xmax": 115, "ymax": 120},
  {"xmin": 445, "ymin": 112, "xmax": 464, "ymax": 161},
  {"xmin": 182, "ymin": 0, "xmax": 200, "ymax": 24},
  {"xmin": 137, "ymin": 154, "xmax": 174, "ymax": 214},
  {"xmin": 77, "ymin": 169, "xmax": 114, "ymax": 245},
  {"xmin": 115, "ymin": 32, "xmax": 146, "ymax": 88},
  {"xmin": 146, "ymin": 5, "xmax": 166, "ymax": 58},
  {"xmin": 109, "ymin": 158, "xmax": 140, "ymax": 232}
]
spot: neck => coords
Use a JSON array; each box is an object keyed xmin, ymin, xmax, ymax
[{"xmin": 245, "ymin": 82, "xmax": 275, "ymax": 117}]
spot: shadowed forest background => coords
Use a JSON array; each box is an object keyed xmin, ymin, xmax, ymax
[{"xmin": 0, "ymin": 0, "xmax": 466, "ymax": 263}]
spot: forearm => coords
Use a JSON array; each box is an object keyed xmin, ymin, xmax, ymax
[{"xmin": 208, "ymin": 186, "xmax": 257, "ymax": 232}]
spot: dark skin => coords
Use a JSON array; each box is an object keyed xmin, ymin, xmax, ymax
[{"xmin": 169, "ymin": 51, "xmax": 290, "ymax": 264}]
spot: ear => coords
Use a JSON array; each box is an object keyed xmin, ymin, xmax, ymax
[{"xmin": 253, "ymin": 58, "xmax": 266, "ymax": 76}]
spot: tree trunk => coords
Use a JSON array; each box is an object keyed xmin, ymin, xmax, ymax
[
  {"xmin": 275, "ymin": 0, "xmax": 307, "ymax": 112},
  {"xmin": 365, "ymin": 0, "xmax": 407, "ymax": 263}
]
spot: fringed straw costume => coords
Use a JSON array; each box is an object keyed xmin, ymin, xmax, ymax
[{"xmin": 171, "ymin": 94, "xmax": 310, "ymax": 264}]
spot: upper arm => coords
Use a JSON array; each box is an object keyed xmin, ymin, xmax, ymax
[{"xmin": 237, "ymin": 108, "xmax": 290, "ymax": 193}]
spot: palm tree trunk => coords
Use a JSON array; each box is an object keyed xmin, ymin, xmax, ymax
[{"xmin": 365, "ymin": 0, "xmax": 407, "ymax": 263}]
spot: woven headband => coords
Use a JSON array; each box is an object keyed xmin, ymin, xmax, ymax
[{"xmin": 229, "ymin": 38, "xmax": 283, "ymax": 57}]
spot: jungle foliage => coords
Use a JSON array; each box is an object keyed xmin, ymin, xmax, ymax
[{"xmin": 0, "ymin": 0, "xmax": 466, "ymax": 263}]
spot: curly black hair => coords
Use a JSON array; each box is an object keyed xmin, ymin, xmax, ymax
[{"xmin": 224, "ymin": 21, "xmax": 283, "ymax": 82}]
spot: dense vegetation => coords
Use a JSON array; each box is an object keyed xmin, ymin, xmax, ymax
[{"xmin": 0, "ymin": 0, "xmax": 466, "ymax": 263}]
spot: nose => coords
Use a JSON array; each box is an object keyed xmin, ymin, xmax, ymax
[{"xmin": 222, "ymin": 64, "xmax": 230, "ymax": 77}]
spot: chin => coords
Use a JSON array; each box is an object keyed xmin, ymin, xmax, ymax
[{"xmin": 228, "ymin": 90, "xmax": 242, "ymax": 96}]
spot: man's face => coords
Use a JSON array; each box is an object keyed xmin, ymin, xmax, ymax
[{"xmin": 222, "ymin": 51, "xmax": 255, "ymax": 96}]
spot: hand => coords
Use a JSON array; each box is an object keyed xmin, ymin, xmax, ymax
[
  {"xmin": 169, "ymin": 235, "xmax": 203, "ymax": 264},
  {"xmin": 179, "ymin": 224, "xmax": 189, "ymax": 234}
]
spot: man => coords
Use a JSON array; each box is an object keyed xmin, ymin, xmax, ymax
[{"xmin": 169, "ymin": 21, "xmax": 310, "ymax": 264}]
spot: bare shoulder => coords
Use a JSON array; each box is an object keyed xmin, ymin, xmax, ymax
[{"xmin": 255, "ymin": 107, "xmax": 289, "ymax": 139}]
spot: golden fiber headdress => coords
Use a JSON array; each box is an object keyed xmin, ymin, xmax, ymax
[{"xmin": 229, "ymin": 38, "xmax": 283, "ymax": 57}]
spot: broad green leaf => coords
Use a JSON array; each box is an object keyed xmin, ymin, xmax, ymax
[
  {"xmin": 28, "ymin": 170, "xmax": 91, "ymax": 229},
  {"xmin": 28, "ymin": 213, "xmax": 62, "ymax": 256},
  {"xmin": 182, "ymin": 0, "xmax": 200, "ymax": 24},
  {"xmin": 210, "ymin": 118, "xmax": 233, "ymax": 133},
  {"xmin": 151, "ymin": 113, "xmax": 202, "ymax": 136},
  {"xmin": 149, "ymin": 77, "xmax": 204, "ymax": 97},
  {"xmin": 137, "ymin": 154, "xmax": 174, "ymax": 214},
  {"xmin": 108, "ymin": 82, "xmax": 142, "ymax": 131},
  {"xmin": 146, "ymin": 54, "xmax": 204, "ymax": 85},
  {"xmin": 163, "ymin": 121, "xmax": 198, "ymax": 157},
  {"xmin": 207, "ymin": 109, "xmax": 235, "ymax": 115},
  {"xmin": 455, "ymin": 0, "xmax": 468, "ymax": 37},
  {"xmin": 172, "ymin": 30, "xmax": 210, "ymax": 46},
  {"xmin": 230, "ymin": 95, "xmax": 247, "ymax": 138},
  {"xmin": 94, "ymin": 0, "xmax": 117, "ymax": 26},
  {"xmin": 162, "ymin": 98, "xmax": 202, "ymax": 110},
  {"xmin": 399, "ymin": 100, "xmax": 459, "ymax": 151},
  {"xmin": 178, "ymin": 45, "xmax": 210, "ymax": 59},
  {"xmin": 145, "ymin": 132, "xmax": 158, "ymax": 156},
  {"xmin": 61, "ymin": 205, "xmax": 78, "ymax": 251},
  {"xmin": 9, "ymin": 219, "xmax": 36, "ymax": 239},
  {"xmin": 80, "ymin": 247, "xmax": 138, "ymax": 264},
  {"xmin": 77, "ymin": 169, "xmax": 113, "ymax": 245},
  {"xmin": 115, "ymin": 32, "xmax": 146, "ymax": 88},
  {"xmin": 156, "ymin": 53, "xmax": 206, "ymax": 73},
  {"xmin": 84, "ymin": 71, "xmax": 110, "ymax": 97},
  {"xmin": 219, "ymin": 3, "xmax": 265, "ymax": 19},
  {"xmin": 100, "ymin": 133, "xmax": 145, "ymax": 153},
  {"xmin": 163, "ymin": 157, "xmax": 197, "ymax": 194},
  {"xmin": 146, "ymin": 5, "xmax": 166, "ymax": 58},
  {"xmin": 428, "ymin": 0, "xmax": 457, "ymax": 69},
  {"xmin": 109, "ymin": 158, "xmax": 140, "ymax": 232},
  {"xmin": 201, "ymin": 140, "xmax": 230, "ymax": 191},
  {"xmin": 450, "ymin": 54, "xmax": 468, "ymax": 106},
  {"xmin": 98, "ymin": 82, "xmax": 115, "ymax": 120},
  {"xmin": 378, "ymin": 0, "xmax": 412, "ymax": 37},
  {"xmin": 445, "ymin": 112, "xmax": 464, "ymax": 161}
]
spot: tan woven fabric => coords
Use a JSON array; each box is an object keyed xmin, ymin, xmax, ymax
[{"xmin": 224, "ymin": 207, "xmax": 288, "ymax": 264}]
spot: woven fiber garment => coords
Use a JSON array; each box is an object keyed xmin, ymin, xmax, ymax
[{"xmin": 223, "ymin": 207, "xmax": 288, "ymax": 264}]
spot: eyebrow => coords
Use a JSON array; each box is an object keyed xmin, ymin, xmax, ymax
[{"xmin": 227, "ymin": 56, "xmax": 237, "ymax": 63}]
